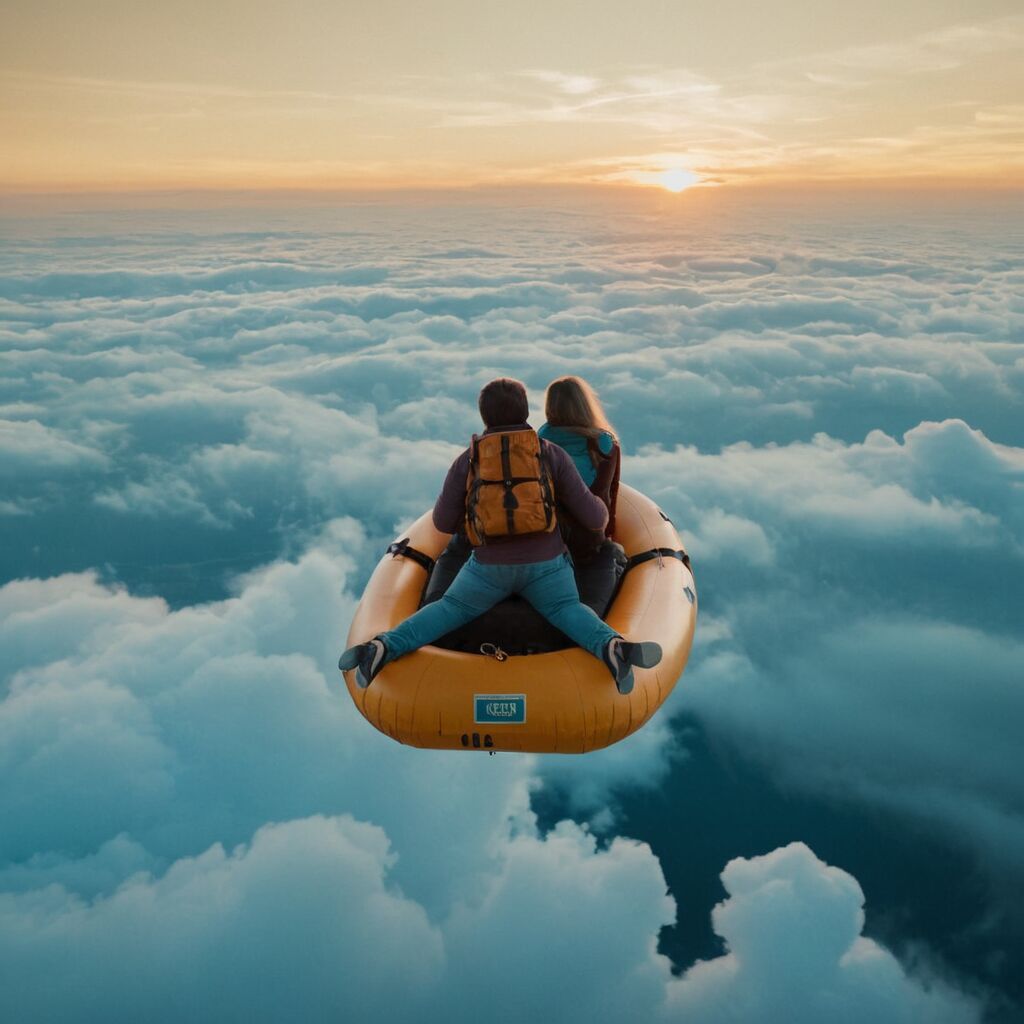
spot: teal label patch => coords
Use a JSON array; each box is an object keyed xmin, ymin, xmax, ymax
[{"xmin": 474, "ymin": 694, "xmax": 526, "ymax": 725}]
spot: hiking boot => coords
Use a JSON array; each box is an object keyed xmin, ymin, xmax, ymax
[
  {"xmin": 338, "ymin": 637, "xmax": 388, "ymax": 689},
  {"xmin": 602, "ymin": 637, "xmax": 663, "ymax": 695}
]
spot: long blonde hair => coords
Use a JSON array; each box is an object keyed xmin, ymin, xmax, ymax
[{"xmin": 544, "ymin": 376, "xmax": 617, "ymax": 441}]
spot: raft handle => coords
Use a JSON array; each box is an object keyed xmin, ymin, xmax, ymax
[
  {"xmin": 386, "ymin": 537, "xmax": 436, "ymax": 574},
  {"xmin": 625, "ymin": 548, "xmax": 691, "ymax": 571}
]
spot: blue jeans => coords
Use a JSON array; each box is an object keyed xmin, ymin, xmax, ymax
[{"xmin": 380, "ymin": 552, "xmax": 617, "ymax": 661}]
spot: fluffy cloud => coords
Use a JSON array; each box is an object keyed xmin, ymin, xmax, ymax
[
  {"xmin": 685, "ymin": 616, "xmax": 1024, "ymax": 883},
  {"xmin": 0, "ymin": 523, "xmax": 540, "ymax": 913},
  {"xmin": 0, "ymin": 816, "xmax": 444, "ymax": 1024},
  {"xmin": 665, "ymin": 843, "xmax": 978, "ymax": 1024},
  {"xmin": 0, "ymin": 816, "xmax": 671, "ymax": 1024},
  {"xmin": 0, "ymin": 551, "xmax": 978, "ymax": 1023},
  {"xmin": 0, "ymin": 528, "xmax": 670, "ymax": 1022},
  {"xmin": 0, "ymin": 417, "xmax": 108, "ymax": 477},
  {"xmin": 620, "ymin": 417, "xmax": 1024, "ymax": 891}
]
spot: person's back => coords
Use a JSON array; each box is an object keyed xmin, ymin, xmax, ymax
[
  {"xmin": 538, "ymin": 376, "xmax": 622, "ymax": 548},
  {"xmin": 537, "ymin": 423, "xmax": 615, "ymax": 488},
  {"xmin": 432, "ymin": 422, "xmax": 608, "ymax": 564}
]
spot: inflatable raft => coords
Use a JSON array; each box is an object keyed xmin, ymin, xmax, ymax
[{"xmin": 341, "ymin": 483, "xmax": 697, "ymax": 754}]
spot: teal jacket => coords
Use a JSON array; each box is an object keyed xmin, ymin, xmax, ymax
[{"xmin": 537, "ymin": 423, "xmax": 615, "ymax": 487}]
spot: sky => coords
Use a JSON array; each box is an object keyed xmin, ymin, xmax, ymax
[
  {"xmin": 1, "ymin": 189, "xmax": 1022, "ymax": 1021},
  {"xmin": 2, "ymin": 1, "xmax": 1023, "ymax": 190}
]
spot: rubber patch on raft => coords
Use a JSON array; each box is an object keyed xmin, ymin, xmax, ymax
[{"xmin": 474, "ymin": 694, "xmax": 527, "ymax": 724}]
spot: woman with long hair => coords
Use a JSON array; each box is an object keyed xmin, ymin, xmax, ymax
[{"xmin": 539, "ymin": 376, "xmax": 621, "ymax": 545}]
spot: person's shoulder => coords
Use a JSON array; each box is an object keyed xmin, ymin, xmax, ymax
[
  {"xmin": 540, "ymin": 436, "xmax": 571, "ymax": 466},
  {"xmin": 598, "ymin": 430, "xmax": 615, "ymax": 455},
  {"xmin": 539, "ymin": 423, "xmax": 578, "ymax": 445}
]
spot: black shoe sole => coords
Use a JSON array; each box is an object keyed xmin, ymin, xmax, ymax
[
  {"xmin": 614, "ymin": 641, "xmax": 663, "ymax": 695},
  {"xmin": 623, "ymin": 641, "xmax": 663, "ymax": 669},
  {"xmin": 338, "ymin": 644, "xmax": 377, "ymax": 688}
]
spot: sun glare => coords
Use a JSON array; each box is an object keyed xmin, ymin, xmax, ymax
[{"xmin": 659, "ymin": 168, "xmax": 700, "ymax": 193}]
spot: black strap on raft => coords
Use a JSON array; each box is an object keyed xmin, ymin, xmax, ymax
[
  {"xmin": 625, "ymin": 547, "xmax": 691, "ymax": 571},
  {"xmin": 386, "ymin": 537, "xmax": 436, "ymax": 574}
]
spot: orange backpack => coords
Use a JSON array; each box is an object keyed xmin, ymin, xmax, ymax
[{"xmin": 465, "ymin": 429, "xmax": 558, "ymax": 545}]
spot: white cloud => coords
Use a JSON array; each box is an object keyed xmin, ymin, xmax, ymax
[
  {"xmin": 616, "ymin": 416, "xmax": 1024, "ymax": 898},
  {"xmin": 0, "ymin": 515, "xmax": 983, "ymax": 1022},
  {"xmin": 682, "ymin": 508, "xmax": 775, "ymax": 567},
  {"xmin": 630, "ymin": 419, "xmax": 1018, "ymax": 553},
  {"xmin": 683, "ymin": 618, "xmax": 1024, "ymax": 884},
  {"xmin": 665, "ymin": 843, "xmax": 979, "ymax": 1024},
  {"xmin": 523, "ymin": 70, "xmax": 602, "ymax": 96},
  {"xmin": 0, "ymin": 418, "xmax": 109, "ymax": 476},
  {"xmin": 0, "ymin": 816, "xmax": 444, "ymax": 1024}
]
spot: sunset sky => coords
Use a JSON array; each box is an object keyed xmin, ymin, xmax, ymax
[
  {"xmin": 3, "ymin": 5, "xmax": 1024, "ymax": 1021},
  {"xmin": 2, "ymin": 0, "xmax": 1022, "ymax": 191}
]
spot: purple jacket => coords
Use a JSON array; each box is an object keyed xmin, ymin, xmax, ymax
[{"xmin": 431, "ymin": 423, "xmax": 609, "ymax": 565}]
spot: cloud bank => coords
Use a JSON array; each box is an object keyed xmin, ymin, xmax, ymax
[
  {"xmin": 0, "ymin": 557, "xmax": 979, "ymax": 1022},
  {"xmin": 1, "ymin": 193, "xmax": 1018, "ymax": 1016}
]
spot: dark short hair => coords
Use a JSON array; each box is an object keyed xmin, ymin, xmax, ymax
[{"xmin": 478, "ymin": 377, "xmax": 529, "ymax": 428}]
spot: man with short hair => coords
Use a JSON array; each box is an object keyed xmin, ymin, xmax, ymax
[{"xmin": 339, "ymin": 377, "xmax": 661, "ymax": 692}]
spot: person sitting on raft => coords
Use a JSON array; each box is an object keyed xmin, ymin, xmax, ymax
[
  {"xmin": 339, "ymin": 377, "xmax": 661, "ymax": 693},
  {"xmin": 538, "ymin": 375, "xmax": 621, "ymax": 555}
]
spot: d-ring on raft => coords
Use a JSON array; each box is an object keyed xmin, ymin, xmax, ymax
[{"xmin": 341, "ymin": 483, "xmax": 697, "ymax": 753}]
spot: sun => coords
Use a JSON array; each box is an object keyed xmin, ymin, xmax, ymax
[{"xmin": 659, "ymin": 168, "xmax": 700, "ymax": 193}]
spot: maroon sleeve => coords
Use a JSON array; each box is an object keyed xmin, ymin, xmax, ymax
[
  {"xmin": 591, "ymin": 443, "xmax": 621, "ymax": 537},
  {"xmin": 431, "ymin": 449, "xmax": 471, "ymax": 534},
  {"xmin": 545, "ymin": 442, "xmax": 609, "ymax": 532}
]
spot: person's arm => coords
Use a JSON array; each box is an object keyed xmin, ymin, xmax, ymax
[
  {"xmin": 432, "ymin": 450, "xmax": 471, "ymax": 534},
  {"xmin": 546, "ymin": 443, "xmax": 608, "ymax": 532},
  {"xmin": 601, "ymin": 444, "xmax": 621, "ymax": 537}
]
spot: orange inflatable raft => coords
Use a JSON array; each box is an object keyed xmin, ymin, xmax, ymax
[{"xmin": 342, "ymin": 483, "xmax": 697, "ymax": 754}]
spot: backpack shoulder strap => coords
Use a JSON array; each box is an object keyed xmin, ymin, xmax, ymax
[{"xmin": 535, "ymin": 437, "xmax": 556, "ymax": 527}]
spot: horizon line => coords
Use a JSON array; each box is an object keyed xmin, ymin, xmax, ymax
[{"xmin": 2, "ymin": 177, "xmax": 1022, "ymax": 203}]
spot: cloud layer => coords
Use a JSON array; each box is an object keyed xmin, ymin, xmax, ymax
[
  {"xmin": 1, "ymin": 192, "xmax": 1019, "ymax": 1016},
  {"xmin": 0, "ymin": 557, "xmax": 979, "ymax": 1023}
]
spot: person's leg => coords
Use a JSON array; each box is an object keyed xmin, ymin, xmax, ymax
[
  {"xmin": 379, "ymin": 555, "xmax": 513, "ymax": 659},
  {"xmin": 517, "ymin": 553, "xmax": 617, "ymax": 659},
  {"xmin": 518, "ymin": 552, "xmax": 662, "ymax": 694}
]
